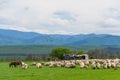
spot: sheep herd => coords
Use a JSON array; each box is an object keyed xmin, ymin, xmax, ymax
[
  {"xmin": 44, "ymin": 58, "xmax": 120, "ymax": 69},
  {"xmin": 9, "ymin": 58, "xmax": 120, "ymax": 69},
  {"xmin": 20, "ymin": 62, "xmax": 42, "ymax": 69}
]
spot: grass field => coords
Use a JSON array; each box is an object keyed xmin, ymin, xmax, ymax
[{"xmin": 0, "ymin": 62, "xmax": 120, "ymax": 80}]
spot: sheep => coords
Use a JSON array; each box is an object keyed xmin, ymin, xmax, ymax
[
  {"xmin": 44, "ymin": 62, "xmax": 51, "ymax": 66},
  {"xmin": 48, "ymin": 62, "xmax": 56, "ymax": 68},
  {"xmin": 65, "ymin": 62, "xmax": 76, "ymax": 68},
  {"xmin": 21, "ymin": 62, "xmax": 25, "ymax": 65},
  {"xmin": 55, "ymin": 62, "xmax": 62, "ymax": 67},
  {"xmin": 37, "ymin": 59, "xmax": 120, "ymax": 69},
  {"xmin": 49, "ymin": 64, "xmax": 54, "ymax": 68},
  {"xmin": 9, "ymin": 61, "xmax": 22, "ymax": 67},
  {"xmin": 60, "ymin": 62, "xmax": 65, "ymax": 67},
  {"xmin": 36, "ymin": 63, "xmax": 42, "ymax": 68},
  {"xmin": 79, "ymin": 62, "xmax": 85, "ymax": 69},
  {"xmin": 116, "ymin": 63, "xmax": 120, "ymax": 68},
  {"xmin": 84, "ymin": 65, "xmax": 88, "ymax": 68},
  {"xmin": 71, "ymin": 62, "xmax": 76, "ymax": 68},
  {"xmin": 91, "ymin": 62, "xmax": 96, "ymax": 69},
  {"xmin": 22, "ymin": 63, "xmax": 28, "ymax": 69},
  {"xmin": 107, "ymin": 62, "xmax": 111, "ymax": 68},
  {"xmin": 84, "ymin": 60, "xmax": 89, "ymax": 66},
  {"xmin": 96, "ymin": 62, "xmax": 101, "ymax": 69},
  {"xmin": 111, "ymin": 62, "xmax": 116, "ymax": 68},
  {"xmin": 31, "ymin": 62, "xmax": 36, "ymax": 66},
  {"xmin": 103, "ymin": 62, "xmax": 108, "ymax": 69}
]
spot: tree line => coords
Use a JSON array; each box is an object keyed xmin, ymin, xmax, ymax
[
  {"xmin": 0, "ymin": 47, "xmax": 120, "ymax": 61},
  {"xmin": 50, "ymin": 47, "xmax": 120, "ymax": 59}
]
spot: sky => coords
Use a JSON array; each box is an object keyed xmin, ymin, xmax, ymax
[{"xmin": 0, "ymin": 0, "xmax": 120, "ymax": 35}]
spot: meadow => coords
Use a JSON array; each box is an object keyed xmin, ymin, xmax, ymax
[{"xmin": 0, "ymin": 62, "xmax": 120, "ymax": 80}]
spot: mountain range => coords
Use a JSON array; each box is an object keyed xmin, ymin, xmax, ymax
[{"xmin": 0, "ymin": 29, "xmax": 120, "ymax": 46}]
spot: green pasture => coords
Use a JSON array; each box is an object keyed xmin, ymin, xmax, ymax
[{"xmin": 0, "ymin": 62, "xmax": 120, "ymax": 80}]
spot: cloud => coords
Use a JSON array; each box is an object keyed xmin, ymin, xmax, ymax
[
  {"xmin": 0, "ymin": 24, "xmax": 29, "ymax": 32},
  {"xmin": 104, "ymin": 18, "xmax": 119, "ymax": 26},
  {"xmin": 98, "ymin": 7, "xmax": 120, "ymax": 28},
  {"xmin": 54, "ymin": 11, "xmax": 76, "ymax": 22},
  {"xmin": 50, "ymin": 18, "xmax": 71, "ymax": 26},
  {"xmin": 0, "ymin": 0, "xmax": 120, "ymax": 35},
  {"xmin": 98, "ymin": 18, "xmax": 120, "ymax": 28},
  {"xmin": 0, "ymin": 0, "xmax": 8, "ymax": 8}
]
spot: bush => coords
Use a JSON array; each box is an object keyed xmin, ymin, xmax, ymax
[{"xmin": 50, "ymin": 47, "xmax": 72, "ymax": 59}]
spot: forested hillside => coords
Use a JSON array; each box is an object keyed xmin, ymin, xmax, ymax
[{"xmin": 0, "ymin": 29, "xmax": 120, "ymax": 45}]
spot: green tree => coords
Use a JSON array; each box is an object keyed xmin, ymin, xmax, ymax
[
  {"xmin": 50, "ymin": 47, "xmax": 72, "ymax": 59},
  {"xmin": 77, "ymin": 50, "xmax": 86, "ymax": 55}
]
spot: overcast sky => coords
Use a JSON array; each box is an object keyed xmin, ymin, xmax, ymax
[{"xmin": 0, "ymin": 0, "xmax": 120, "ymax": 35}]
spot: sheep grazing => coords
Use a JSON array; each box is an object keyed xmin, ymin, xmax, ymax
[
  {"xmin": 116, "ymin": 63, "xmax": 120, "ymax": 68},
  {"xmin": 71, "ymin": 63, "xmax": 76, "ymax": 68},
  {"xmin": 49, "ymin": 64, "xmax": 54, "ymax": 68},
  {"xmin": 107, "ymin": 62, "xmax": 111, "ymax": 68},
  {"xmin": 21, "ymin": 62, "xmax": 25, "ymax": 65},
  {"xmin": 103, "ymin": 62, "xmax": 108, "ymax": 69},
  {"xmin": 91, "ymin": 62, "xmax": 96, "ymax": 69},
  {"xmin": 44, "ymin": 62, "xmax": 50, "ymax": 66},
  {"xmin": 48, "ymin": 62, "xmax": 55, "ymax": 68},
  {"xmin": 9, "ymin": 61, "xmax": 22, "ymax": 67},
  {"xmin": 36, "ymin": 63, "xmax": 42, "ymax": 68},
  {"xmin": 84, "ymin": 60, "xmax": 89, "ymax": 66},
  {"xmin": 31, "ymin": 62, "xmax": 36, "ymax": 66},
  {"xmin": 79, "ymin": 62, "xmax": 85, "ymax": 69},
  {"xmin": 22, "ymin": 63, "xmax": 28, "ymax": 69},
  {"xmin": 96, "ymin": 62, "xmax": 101, "ymax": 69},
  {"xmin": 65, "ymin": 62, "xmax": 76, "ymax": 68},
  {"xmin": 111, "ymin": 63, "xmax": 116, "ymax": 68},
  {"xmin": 60, "ymin": 62, "xmax": 65, "ymax": 67},
  {"xmin": 55, "ymin": 62, "xmax": 62, "ymax": 67},
  {"xmin": 84, "ymin": 65, "xmax": 88, "ymax": 68},
  {"xmin": 19, "ymin": 59, "xmax": 120, "ymax": 69}
]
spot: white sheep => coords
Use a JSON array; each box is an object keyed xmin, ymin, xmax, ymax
[
  {"xmin": 107, "ymin": 62, "xmax": 111, "ymax": 68},
  {"xmin": 79, "ymin": 62, "xmax": 85, "ymax": 68},
  {"xmin": 111, "ymin": 62, "xmax": 116, "ymax": 68},
  {"xmin": 31, "ymin": 62, "xmax": 36, "ymax": 66},
  {"xmin": 96, "ymin": 62, "xmax": 101, "ymax": 69},
  {"xmin": 36, "ymin": 63, "xmax": 42, "ymax": 68},
  {"xmin": 22, "ymin": 63, "xmax": 28, "ymax": 69},
  {"xmin": 116, "ymin": 63, "xmax": 120, "ymax": 68},
  {"xmin": 21, "ymin": 62, "xmax": 25, "ymax": 65},
  {"xmin": 65, "ymin": 62, "xmax": 76, "ymax": 68},
  {"xmin": 103, "ymin": 62, "xmax": 108, "ymax": 69},
  {"xmin": 91, "ymin": 62, "xmax": 96, "ymax": 69}
]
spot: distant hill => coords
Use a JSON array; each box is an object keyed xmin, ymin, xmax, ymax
[
  {"xmin": 68, "ymin": 34, "xmax": 120, "ymax": 45},
  {"xmin": 0, "ymin": 29, "xmax": 120, "ymax": 46}
]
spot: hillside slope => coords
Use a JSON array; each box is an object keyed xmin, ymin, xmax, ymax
[{"xmin": 0, "ymin": 29, "xmax": 120, "ymax": 46}]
